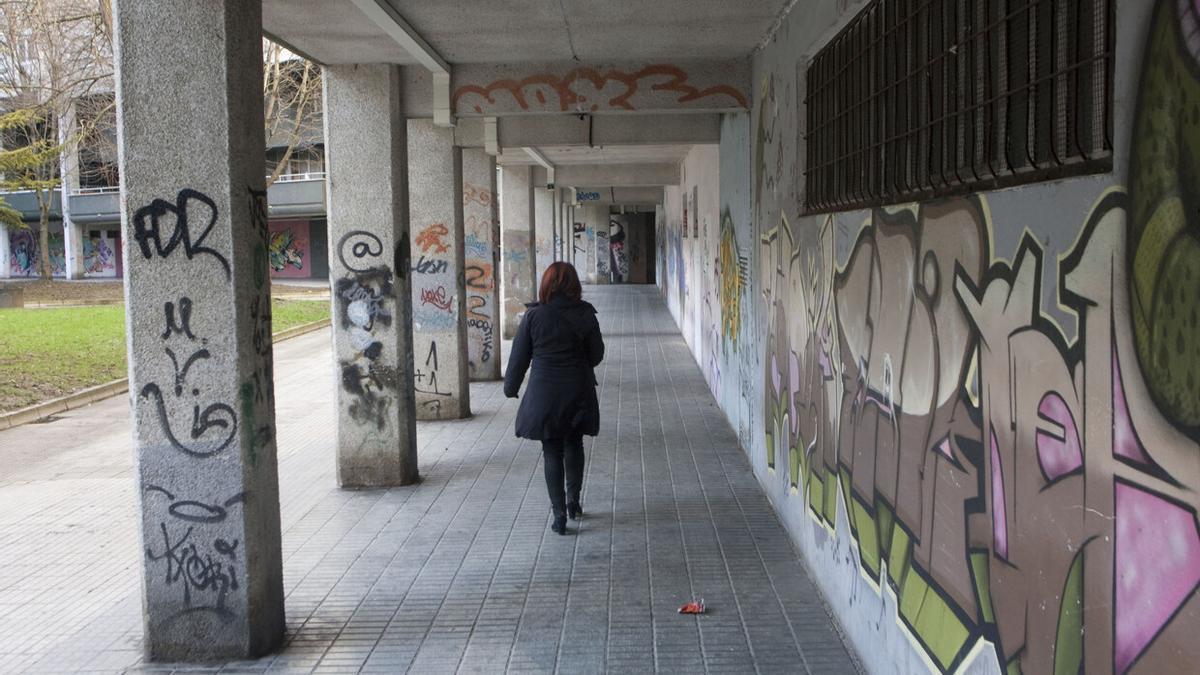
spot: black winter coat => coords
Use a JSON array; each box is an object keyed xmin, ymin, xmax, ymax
[{"xmin": 503, "ymin": 296, "xmax": 605, "ymax": 439}]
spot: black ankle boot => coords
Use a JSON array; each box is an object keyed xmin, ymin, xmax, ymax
[
  {"xmin": 567, "ymin": 501, "xmax": 583, "ymax": 520},
  {"xmin": 551, "ymin": 513, "xmax": 568, "ymax": 535}
]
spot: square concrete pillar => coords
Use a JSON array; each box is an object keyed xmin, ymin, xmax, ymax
[
  {"xmin": 113, "ymin": 0, "xmax": 284, "ymax": 660},
  {"xmin": 552, "ymin": 187, "xmax": 562, "ymax": 262},
  {"xmin": 59, "ymin": 104, "xmax": 85, "ymax": 280},
  {"xmin": 323, "ymin": 64, "xmax": 418, "ymax": 486},
  {"xmin": 0, "ymin": 224, "xmax": 10, "ymax": 279},
  {"xmin": 408, "ymin": 120, "xmax": 470, "ymax": 420},
  {"xmin": 594, "ymin": 211, "xmax": 612, "ymax": 284},
  {"xmin": 462, "ymin": 149, "xmax": 501, "ymax": 381},
  {"xmin": 533, "ymin": 168, "xmax": 554, "ymax": 282},
  {"xmin": 500, "ymin": 166, "xmax": 535, "ymax": 339}
]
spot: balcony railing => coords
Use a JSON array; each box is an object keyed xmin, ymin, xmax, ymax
[{"xmin": 273, "ymin": 171, "xmax": 326, "ymax": 183}]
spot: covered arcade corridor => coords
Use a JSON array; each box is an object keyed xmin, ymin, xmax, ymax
[{"xmin": 0, "ymin": 286, "xmax": 857, "ymax": 673}]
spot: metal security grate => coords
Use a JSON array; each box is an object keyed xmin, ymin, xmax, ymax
[{"xmin": 803, "ymin": 0, "xmax": 1113, "ymax": 213}]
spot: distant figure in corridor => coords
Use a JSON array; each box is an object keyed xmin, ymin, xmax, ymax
[{"xmin": 504, "ymin": 262, "xmax": 605, "ymax": 535}]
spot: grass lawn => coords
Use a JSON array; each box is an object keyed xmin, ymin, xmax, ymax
[{"xmin": 0, "ymin": 299, "xmax": 330, "ymax": 413}]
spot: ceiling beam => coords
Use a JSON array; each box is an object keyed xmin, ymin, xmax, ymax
[
  {"xmin": 452, "ymin": 59, "xmax": 749, "ymax": 117},
  {"xmin": 554, "ymin": 163, "xmax": 680, "ymax": 187},
  {"xmin": 349, "ymin": 0, "xmax": 455, "ymax": 126},
  {"xmin": 523, "ymin": 147, "xmax": 556, "ymax": 186},
  {"xmin": 500, "ymin": 113, "xmax": 721, "ymax": 147}
]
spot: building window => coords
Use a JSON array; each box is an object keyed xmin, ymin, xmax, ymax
[{"xmin": 803, "ymin": 0, "xmax": 1114, "ymax": 213}]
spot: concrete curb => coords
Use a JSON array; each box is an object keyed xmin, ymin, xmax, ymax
[{"xmin": 0, "ymin": 318, "xmax": 331, "ymax": 432}]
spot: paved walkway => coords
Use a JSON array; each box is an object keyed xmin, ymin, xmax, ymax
[{"xmin": 0, "ymin": 285, "xmax": 857, "ymax": 674}]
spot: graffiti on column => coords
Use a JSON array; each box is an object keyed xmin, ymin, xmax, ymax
[
  {"xmin": 414, "ymin": 340, "xmax": 451, "ymax": 416},
  {"xmin": 595, "ymin": 229, "xmax": 610, "ymax": 278},
  {"xmin": 503, "ymin": 230, "xmax": 532, "ymax": 320},
  {"xmin": 609, "ymin": 219, "xmax": 628, "ymax": 283},
  {"xmin": 132, "ymin": 186, "xmax": 277, "ymax": 624},
  {"xmin": 573, "ymin": 221, "xmax": 586, "ymax": 261},
  {"xmin": 336, "ymin": 230, "xmax": 398, "ymax": 431},
  {"xmin": 411, "ymin": 223, "xmax": 456, "ymax": 331},
  {"xmin": 463, "ymin": 180, "xmax": 497, "ymax": 373}
]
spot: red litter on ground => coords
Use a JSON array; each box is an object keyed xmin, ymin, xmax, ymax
[{"xmin": 678, "ymin": 599, "xmax": 706, "ymax": 614}]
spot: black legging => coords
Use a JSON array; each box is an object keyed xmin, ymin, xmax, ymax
[{"xmin": 542, "ymin": 435, "xmax": 584, "ymax": 516}]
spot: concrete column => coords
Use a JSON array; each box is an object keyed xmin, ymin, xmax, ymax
[
  {"xmin": 59, "ymin": 103, "xmax": 84, "ymax": 280},
  {"xmin": 594, "ymin": 210, "xmax": 611, "ymax": 284},
  {"xmin": 0, "ymin": 224, "xmax": 9, "ymax": 279},
  {"xmin": 114, "ymin": 0, "xmax": 283, "ymax": 660},
  {"xmin": 408, "ymin": 120, "xmax": 469, "ymax": 420},
  {"xmin": 323, "ymin": 64, "xmax": 418, "ymax": 486},
  {"xmin": 581, "ymin": 205, "xmax": 604, "ymax": 283},
  {"xmin": 533, "ymin": 168, "xmax": 554, "ymax": 282},
  {"xmin": 552, "ymin": 187, "xmax": 563, "ymax": 262},
  {"xmin": 500, "ymin": 165, "xmax": 535, "ymax": 339},
  {"xmin": 462, "ymin": 149, "xmax": 501, "ymax": 381}
]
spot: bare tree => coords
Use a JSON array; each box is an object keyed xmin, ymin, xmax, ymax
[
  {"xmin": 262, "ymin": 39, "xmax": 322, "ymax": 188},
  {"xmin": 0, "ymin": 0, "xmax": 112, "ymax": 279}
]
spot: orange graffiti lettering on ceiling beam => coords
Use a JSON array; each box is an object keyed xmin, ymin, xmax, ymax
[{"xmin": 452, "ymin": 64, "xmax": 749, "ymax": 114}]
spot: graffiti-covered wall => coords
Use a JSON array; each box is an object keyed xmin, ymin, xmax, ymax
[
  {"xmin": 664, "ymin": 144, "xmax": 719, "ymax": 354},
  {"xmin": 661, "ymin": 1, "xmax": 1199, "ymax": 673}
]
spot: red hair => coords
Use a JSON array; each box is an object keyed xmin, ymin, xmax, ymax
[{"xmin": 539, "ymin": 261, "xmax": 582, "ymax": 304}]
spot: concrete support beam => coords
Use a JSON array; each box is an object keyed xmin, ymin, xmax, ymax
[
  {"xmin": 532, "ymin": 167, "xmax": 554, "ymax": 282},
  {"xmin": 484, "ymin": 117, "xmax": 499, "ymax": 155},
  {"xmin": 499, "ymin": 166, "xmax": 535, "ymax": 339},
  {"xmin": 408, "ymin": 119, "xmax": 470, "ymax": 420},
  {"xmin": 452, "ymin": 59, "xmax": 749, "ymax": 116},
  {"xmin": 554, "ymin": 163, "xmax": 680, "ymax": 187},
  {"xmin": 462, "ymin": 149, "xmax": 500, "ymax": 380},
  {"xmin": 114, "ymin": 0, "xmax": 284, "ymax": 660},
  {"xmin": 324, "ymin": 64, "xmax": 418, "ymax": 487},
  {"xmin": 498, "ymin": 113, "xmax": 721, "ymax": 148}
]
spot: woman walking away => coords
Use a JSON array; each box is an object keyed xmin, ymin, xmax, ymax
[{"xmin": 504, "ymin": 262, "xmax": 605, "ymax": 535}]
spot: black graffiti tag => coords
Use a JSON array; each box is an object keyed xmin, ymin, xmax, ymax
[
  {"xmin": 165, "ymin": 347, "xmax": 211, "ymax": 396},
  {"xmin": 338, "ymin": 230, "xmax": 384, "ymax": 272},
  {"xmin": 140, "ymin": 384, "xmax": 238, "ymax": 458},
  {"xmin": 162, "ymin": 298, "xmax": 196, "ymax": 340},
  {"xmin": 144, "ymin": 485, "xmax": 246, "ymax": 524},
  {"xmin": 133, "ymin": 189, "xmax": 231, "ymax": 280},
  {"xmin": 146, "ymin": 523, "xmax": 239, "ymax": 616}
]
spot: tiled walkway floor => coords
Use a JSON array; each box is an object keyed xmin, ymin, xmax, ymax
[{"xmin": 0, "ymin": 285, "xmax": 857, "ymax": 674}]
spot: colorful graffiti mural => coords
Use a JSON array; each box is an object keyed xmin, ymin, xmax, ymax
[
  {"xmin": 267, "ymin": 220, "xmax": 311, "ymax": 279},
  {"xmin": 756, "ymin": 190, "xmax": 1200, "ymax": 673},
  {"xmin": 7, "ymin": 229, "xmax": 65, "ymax": 277},
  {"xmin": 82, "ymin": 234, "xmax": 116, "ymax": 276},
  {"xmin": 1129, "ymin": 0, "xmax": 1200, "ymax": 440},
  {"xmin": 718, "ymin": 209, "xmax": 744, "ymax": 348}
]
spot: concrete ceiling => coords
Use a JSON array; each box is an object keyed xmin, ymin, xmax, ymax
[
  {"xmin": 265, "ymin": 0, "xmax": 790, "ymax": 65},
  {"xmin": 497, "ymin": 144, "xmax": 695, "ymax": 166}
]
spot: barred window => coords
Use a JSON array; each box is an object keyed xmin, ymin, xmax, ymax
[{"xmin": 803, "ymin": 0, "xmax": 1113, "ymax": 213}]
